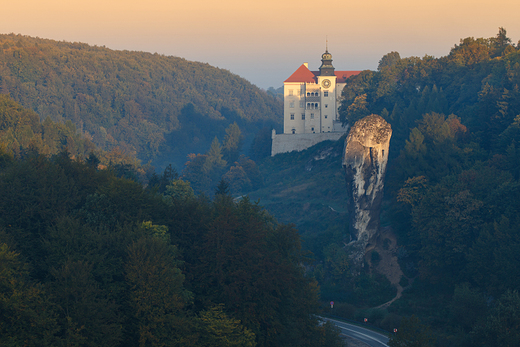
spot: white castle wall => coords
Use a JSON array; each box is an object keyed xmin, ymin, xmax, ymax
[{"xmin": 271, "ymin": 127, "xmax": 347, "ymax": 156}]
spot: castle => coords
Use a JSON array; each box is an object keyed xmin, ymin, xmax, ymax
[{"xmin": 271, "ymin": 49, "xmax": 361, "ymax": 156}]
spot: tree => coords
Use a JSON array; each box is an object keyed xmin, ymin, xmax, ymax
[
  {"xmin": 378, "ymin": 51, "xmax": 401, "ymax": 71},
  {"xmin": 449, "ymin": 37, "xmax": 491, "ymax": 66},
  {"xmin": 49, "ymin": 259, "xmax": 123, "ymax": 347},
  {"xmin": 450, "ymin": 283, "xmax": 488, "ymax": 332},
  {"xmin": 125, "ymin": 236, "xmax": 193, "ymax": 346},
  {"xmin": 165, "ymin": 179, "xmax": 195, "ymax": 201},
  {"xmin": 249, "ymin": 126, "xmax": 273, "ymax": 161},
  {"xmin": 197, "ymin": 305, "xmax": 256, "ymax": 347},
  {"xmin": 491, "ymin": 27, "xmax": 512, "ymax": 57},
  {"xmin": 388, "ymin": 315, "xmax": 435, "ymax": 347},
  {"xmin": 0, "ymin": 242, "xmax": 58, "ymax": 346},
  {"xmin": 214, "ymin": 178, "xmax": 230, "ymax": 196},
  {"xmin": 343, "ymin": 94, "xmax": 370, "ymax": 125},
  {"xmin": 472, "ymin": 290, "xmax": 520, "ymax": 346},
  {"xmin": 223, "ymin": 122, "xmax": 244, "ymax": 164},
  {"xmin": 223, "ymin": 165, "xmax": 252, "ymax": 194}
]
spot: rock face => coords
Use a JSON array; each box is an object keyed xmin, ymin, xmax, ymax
[{"xmin": 342, "ymin": 114, "xmax": 392, "ymax": 266}]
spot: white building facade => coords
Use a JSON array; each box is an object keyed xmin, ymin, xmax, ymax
[{"xmin": 271, "ymin": 50, "xmax": 361, "ymax": 156}]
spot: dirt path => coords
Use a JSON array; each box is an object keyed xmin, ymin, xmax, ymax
[{"xmin": 365, "ymin": 227, "xmax": 413, "ymax": 309}]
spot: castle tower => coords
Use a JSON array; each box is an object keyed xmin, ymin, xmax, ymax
[
  {"xmin": 280, "ymin": 48, "xmax": 361, "ymax": 136},
  {"xmin": 319, "ymin": 49, "xmax": 335, "ymax": 76},
  {"xmin": 271, "ymin": 49, "xmax": 362, "ymax": 155},
  {"xmin": 317, "ymin": 48, "xmax": 338, "ymax": 132}
]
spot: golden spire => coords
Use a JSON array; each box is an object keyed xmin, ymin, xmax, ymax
[{"xmin": 326, "ymin": 37, "xmax": 328, "ymax": 52}]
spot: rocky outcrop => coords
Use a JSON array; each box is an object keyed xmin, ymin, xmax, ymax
[{"xmin": 342, "ymin": 114, "xmax": 392, "ymax": 266}]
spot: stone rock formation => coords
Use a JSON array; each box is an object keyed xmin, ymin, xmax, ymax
[{"xmin": 342, "ymin": 114, "xmax": 392, "ymax": 266}]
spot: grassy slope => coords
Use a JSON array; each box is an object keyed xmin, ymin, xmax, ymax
[{"xmin": 249, "ymin": 137, "xmax": 349, "ymax": 255}]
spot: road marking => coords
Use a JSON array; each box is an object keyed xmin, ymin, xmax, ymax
[{"xmin": 323, "ymin": 317, "xmax": 390, "ymax": 347}]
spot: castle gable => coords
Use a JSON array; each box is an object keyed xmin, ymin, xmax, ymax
[{"xmin": 284, "ymin": 64, "xmax": 317, "ymax": 83}]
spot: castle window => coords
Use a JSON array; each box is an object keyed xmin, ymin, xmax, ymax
[
  {"xmin": 307, "ymin": 92, "xmax": 310, "ymax": 96},
  {"xmin": 315, "ymin": 103, "xmax": 318, "ymax": 108},
  {"xmin": 325, "ymin": 115, "xmax": 328, "ymax": 119},
  {"xmin": 290, "ymin": 113, "xmax": 294, "ymax": 120},
  {"xmin": 300, "ymin": 101, "xmax": 304, "ymax": 108},
  {"xmin": 292, "ymin": 128, "xmax": 296, "ymax": 134},
  {"xmin": 324, "ymin": 91, "xmax": 328, "ymax": 97},
  {"xmin": 325, "ymin": 104, "xmax": 328, "ymax": 108},
  {"xmin": 289, "ymin": 89, "xmax": 293, "ymax": 96},
  {"xmin": 301, "ymin": 114, "xmax": 305, "ymax": 120},
  {"xmin": 311, "ymin": 127, "xmax": 315, "ymax": 132},
  {"xmin": 311, "ymin": 113, "xmax": 314, "ymax": 119},
  {"xmin": 290, "ymin": 102, "xmax": 294, "ymax": 108}
]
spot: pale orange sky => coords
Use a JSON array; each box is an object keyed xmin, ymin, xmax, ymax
[{"xmin": 2, "ymin": 0, "xmax": 519, "ymax": 88}]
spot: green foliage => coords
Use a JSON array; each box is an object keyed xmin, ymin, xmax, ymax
[
  {"xmin": 198, "ymin": 305, "xmax": 256, "ymax": 347},
  {"xmin": 182, "ymin": 123, "xmax": 263, "ymax": 197},
  {"xmin": 249, "ymin": 126, "xmax": 273, "ymax": 161},
  {"xmin": 165, "ymin": 179, "xmax": 195, "ymax": 202},
  {"xmin": 0, "ymin": 94, "xmax": 96, "ymax": 158},
  {"xmin": 125, "ymin": 236, "xmax": 191, "ymax": 346},
  {"xmin": 0, "ymin": 94, "xmax": 146, "ymax": 178},
  {"xmin": 378, "ymin": 52, "xmax": 402, "ymax": 71},
  {"xmin": 388, "ymin": 315, "xmax": 435, "ymax": 347},
  {"xmin": 342, "ymin": 93, "xmax": 370, "ymax": 125},
  {"xmin": 449, "ymin": 283, "xmax": 488, "ymax": 332},
  {"xmin": 0, "ymin": 242, "xmax": 58, "ymax": 346},
  {"xmin": 471, "ymin": 290, "xmax": 520, "ymax": 346},
  {"xmin": 0, "ymin": 153, "xmax": 338, "ymax": 346},
  {"xmin": 223, "ymin": 122, "xmax": 244, "ymax": 164}
]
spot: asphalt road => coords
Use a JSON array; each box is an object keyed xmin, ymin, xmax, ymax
[{"xmin": 320, "ymin": 317, "xmax": 390, "ymax": 347}]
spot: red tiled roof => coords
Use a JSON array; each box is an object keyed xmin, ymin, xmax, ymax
[
  {"xmin": 335, "ymin": 71, "xmax": 362, "ymax": 83},
  {"xmin": 284, "ymin": 64, "xmax": 317, "ymax": 83},
  {"xmin": 285, "ymin": 65, "xmax": 362, "ymax": 83}
]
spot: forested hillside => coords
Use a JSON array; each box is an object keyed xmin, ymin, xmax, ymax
[
  {"xmin": 0, "ymin": 34, "xmax": 282, "ymax": 169},
  {"xmin": 0, "ymin": 94, "xmax": 147, "ymax": 178},
  {"xmin": 338, "ymin": 28, "xmax": 520, "ymax": 346},
  {"xmin": 231, "ymin": 28, "xmax": 520, "ymax": 346},
  {"xmin": 0, "ymin": 149, "xmax": 344, "ymax": 346},
  {"xmin": 3, "ymin": 27, "xmax": 520, "ymax": 346}
]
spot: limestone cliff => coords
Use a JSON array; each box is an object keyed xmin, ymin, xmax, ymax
[{"xmin": 342, "ymin": 114, "xmax": 392, "ymax": 266}]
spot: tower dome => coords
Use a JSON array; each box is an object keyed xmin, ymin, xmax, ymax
[{"xmin": 319, "ymin": 49, "xmax": 335, "ymax": 76}]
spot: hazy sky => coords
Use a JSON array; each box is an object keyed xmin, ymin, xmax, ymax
[{"xmin": 2, "ymin": 0, "xmax": 519, "ymax": 89}]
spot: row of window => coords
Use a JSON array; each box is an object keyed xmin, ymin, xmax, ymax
[
  {"xmin": 287, "ymin": 90, "xmax": 330, "ymax": 97},
  {"xmin": 289, "ymin": 102, "xmax": 328, "ymax": 109},
  {"xmin": 288, "ymin": 91, "xmax": 329, "ymax": 98},
  {"xmin": 291, "ymin": 127, "xmax": 332, "ymax": 134},
  {"xmin": 291, "ymin": 113, "xmax": 315, "ymax": 120},
  {"xmin": 289, "ymin": 113, "xmax": 330, "ymax": 120}
]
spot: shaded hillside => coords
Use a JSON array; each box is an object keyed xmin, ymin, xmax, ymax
[
  {"xmin": 0, "ymin": 34, "xmax": 282, "ymax": 169},
  {"xmin": 0, "ymin": 151, "xmax": 344, "ymax": 347},
  {"xmin": 240, "ymin": 29, "xmax": 520, "ymax": 346},
  {"xmin": 249, "ymin": 138, "xmax": 349, "ymax": 255}
]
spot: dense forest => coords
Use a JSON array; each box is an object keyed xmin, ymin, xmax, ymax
[
  {"xmin": 321, "ymin": 28, "xmax": 520, "ymax": 346},
  {"xmin": 0, "ymin": 112, "xmax": 343, "ymax": 345},
  {"xmin": 181, "ymin": 27, "xmax": 520, "ymax": 346},
  {"xmin": 0, "ymin": 34, "xmax": 282, "ymax": 170},
  {"xmin": 3, "ymin": 27, "xmax": 520, "ymax": 346}
]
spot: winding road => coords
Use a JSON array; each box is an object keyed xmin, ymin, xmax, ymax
[{"xmin": 320, "ymin": 317, "xmax": 390, "ymax": 347}]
